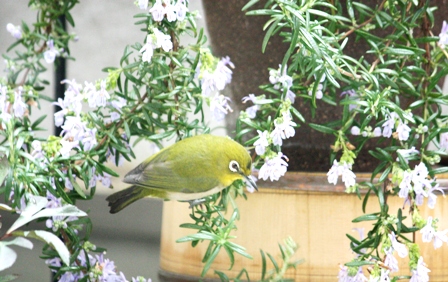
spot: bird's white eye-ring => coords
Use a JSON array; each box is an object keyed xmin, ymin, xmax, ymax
[{"xmin": 229, "ymin": 160, "xmax": 240, "ymax": 173}]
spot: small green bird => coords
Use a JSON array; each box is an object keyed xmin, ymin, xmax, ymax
[{"xmin": 106, "ymin": 134, "xmax": 256, "ymax": 213}]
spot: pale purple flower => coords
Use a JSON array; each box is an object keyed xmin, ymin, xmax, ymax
[
  {"xmin": 341, "ymin": 163, "xmax": 356, "ymax": 188},
  {"xmin": 106, "ymin": 146, "xmax": 126, "ymax": 167},
  {"xmin": 153, "ymin": 28, "xmax": 173, "ymax": 52},
  {"xmin": 433, "ymin": 229, "xmax": 448, "ymax": 249},
  {"xmin": 270, "ymin": 124, "xmax": 285, "ymax": 146},
  {"xmin": 384, "ymin": 248, "xmax": 399, "ymax": 272},
  {"xmin": 388, "ymin": 232, "xmax": 408, "ymax": 258},
  {"xmin": 270, "ymin": 112, "xmax": 296, "ymax": 145},
  {"xmin": 399, "ymin": 170, "xmax": 412, "ymax": 198},
  {"xmin": 150, "ymin": 0, "xmax": 165, "ymax": 21},
  {"xmin": 6, "ymin": 23, "xmax": 22, "ymax": 39},
  {"xmin": 341, "ymin": 89, "xmax": 358, "ymax": 111},
  {"xmin": 94, "ymin": 254, "xmax": 117, "ymax": 280},
  {"xmin": 314, "ymin": 83, "xmax": 324, "ymax": 99},
  {"xmin": 440, "ymin": 132, "xmax": 448, "ymax": 151},
  {"xmin": 285, "ymin": 89, "xmax": 296, "ymax": 103},
  {"xmin": 45, "ymin": 257, "xmax": 62, "ymax": 272},
  {"xmin": 44, "ymin": 40, "xmax": 61, "ymax": 64},
  {"xmin": 427, "ymin": 183, "xmax": 445, "ymax": 209},
  {"xmin": 53, "ymin": 108, "xmax": 66, "ymax": 127},
  {"xmin": 214, "ymin": 56, "xmax": 234, "ymax": 89},
  {"xmin": 96, "ymin": 80, "xmax": 110, "ymax": 107},
  {"xmin": 379, "ymin": 269, "xmax": 391, "ymax": 282},
  {"xmin": 269, "ymin": 65, "xmax": 292, "ymax": 89},
  {"xmin": 165, "ymin": 2, "xmax": 177, "ymax": 22},
  {"xmin": 54, "ymin": 79, "xmax": 83, "ymax": 117},
  {"xmin": 99, "ymin": 173, "xmax": 112, "ymax": 188},
  {"xmin": 254, "ymin": 130, "xmax": 269, "ymax": 155},
  {"xmin": 280, "ymin": 112, "xmax": 297, "ymax": 138},
  {"xmin": 327, "ymin": 160, "xmax": 356, "ymax": 188},
  {"xmin": 420, "ymin": 216, "xmax": 435, "ymax": 243},
  {"xmin": 59, "ymin": 139, "xmax": 79, "ymax": 158},
  {"xmin": 59, "ymin": 272, "xmax": 78, "ymax": 282},
  {"xmin": 396, "ymin": 147, "xmax": 419, "ymax": 164},
  {"xmin": 0, "ymin": 86, "xmax": 12, "ymax": 125},
  {"xmin": 46, "ymin": 215, "xmax": 78, "ymax": 232},
  {"xmin": 242, "ymin": 94, "xmax": 260, "ymax": 118},
  {"xmin": 382, "ymin": 113, "xmax": 397, "ymax": 138},
  {"xmin": 337, "ymin": 265, "xmax": 349, "ymax": 282},
  {"xmin": 410, "ymin": 257, "xmax": 430, "ymax": 282},
  {"xmin": 13, "ymin": 87, "xmax": 27, "ymax": 118},
  {"xmin": 350, "ymin": 126, "xmax": 360, "ymax": 135},
  {"xmin": 64, "ymin": 177, "xmax": 74, "ymax": 190},
  {"xmin": 372, "ymin": 127, "xmax": 382, "ymax": 137},
  {"xmin": 396, "ymin": 121, "xmax": 411, "ymax": 141},
  {"xmin": 210, "ymin": 94, "xmax": 232, "ymax": 121},
  {"xmin": 258, "ymin": 152, "xmax": 288, "ymax": 181},
  {"xmin": 140, "ymin": 38, "xmax": 154, "ymax": 62},
  {"xmin": 61, "ymin": 115, "xmax": 87, "ymax": 141},
  {"xmin": 110, "ymin": 97, "xmax": 127, "ymax": 111},
  {"xmin": 175, "ymin": 0, "xmax": 188, "ymax": 21},
  {"xmin": 337, "ymin": 265, "xmax": 367, "ymax": 282},
  {"xmin": 438, "ymin": 20, "xmax": 448, "ymax": 47},
  {"xmin": 81, "ymin": 127, "xmax": 97, "ymax": 151},
  {"xmin": 138, "ymin": 0, "xmax": 148, "ymax": 10},
  {"xmin": 31, "ymin": 140, "xmax": 45, "ymax": 160},
  {"xmin": 89, "ymin": 167, "xmax": 98, "ymax": 188},
  {"xmin": 327, "ymin": 160, "xmax": 341, "ymax": 185},
  {"xmin": 269, "ymin": 64, "xmax": 296, "ymax": 102},
  {"xmin": 352, "ymin": 268, "xmax": 368, "ymax": 282},
  {"xmin": 46, "ymin": 191, "xmax": 62, "ymax": 208},
  {"xmin": 412, "ymin": 163, "xmax": 432, "ymax": 204},
  {"xmin": 198, "ymin": 57, "xmax": 234, "ymax": 97}
]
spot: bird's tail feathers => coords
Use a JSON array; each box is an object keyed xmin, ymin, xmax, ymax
[{"xmin": 106, "ymin": 185, "xmax": 149, "ymax": 214}]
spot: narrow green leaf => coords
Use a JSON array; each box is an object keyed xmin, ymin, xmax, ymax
[
  {"xmin": 201, "ymin": 245, "xmax": 221, "ymax": 277},
  {"xmin": 352, "ymin": 213, "xmax": 379, "ymax": 223},
  {"xmin": 345, "ymin": 260, "xmax": 375, "ymax": 267},
  {"xmin": 308, "ymin": 123, "xmax": 336, "ymax": 134}
]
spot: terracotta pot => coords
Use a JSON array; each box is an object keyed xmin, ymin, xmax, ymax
[{"xmin": 158, "ymin": 172, "xmax": 448, "ymax": 281}]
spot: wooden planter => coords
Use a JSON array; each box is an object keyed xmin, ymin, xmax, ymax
[{"xmin": 158, "ymin": 172, "xmax": 448, "ymax": 281}]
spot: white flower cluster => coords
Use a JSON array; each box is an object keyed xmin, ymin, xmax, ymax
[
  {"xmin": 327, "ymin": 160, "xmax": 356, "ymax": 189},
  {"xmin": 52, "ymin": 79, "xmax": 126, "ymax": 157},
  {"xmin": 351, "ymin": 112, "xmax": 413, "ymax": 141},
  {"xmin": 398, "ymin": 162, "xmax": 445, "ymax": 209},
  {"xmin": 138, "ymin": 0, "xmax": 188, "ymax": 22},
  {"xmin": 44, "ymin": 40, "xmax": 63, "ymax": 64},
  {"xmin": 269, "ymin": 65, "xmax": 296, "ymax": 103},
  {"xmin": 382, "ymin": 112, "xmax": 412, "ymax": 141},
  {"xmin": 241, "ymin": 64, "xmax": 299, "ymax": 182},
  {"xmin": 0, "ymin": 85, "xmax": 28, "ymax": 127},
  {"xmin": 6, "ymin": 23, "xmax": 22, "ymax": 39},
  {"xmin": 307, "ymin": 73, "xmax": 326, "ymax": 100},
  {"xmin": 140, "ymin": 28, "xmax": 173, "ymax": 63},
  {"xmin": 197, "ymin": 56, "xmax": 234, "ymax": 121},
  {"xmin": 253, "ymin": 110, "xmax": 296, "ymax": 182}
]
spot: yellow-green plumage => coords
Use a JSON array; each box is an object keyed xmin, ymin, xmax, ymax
[{"xmin": 106, "ymin": 134, "xmax": 255, "ymax": 213}]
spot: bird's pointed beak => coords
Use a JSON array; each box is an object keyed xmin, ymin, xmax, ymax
[{"xmin": 244, "ymin": 174, "xmax": 258, "ymax": 192}]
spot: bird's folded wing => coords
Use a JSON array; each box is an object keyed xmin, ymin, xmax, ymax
[{"xmin": 123, "ymin": 159, "xmax": 221, "ymax": 193}]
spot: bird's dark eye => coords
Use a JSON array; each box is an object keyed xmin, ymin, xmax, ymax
[{"xmin": 229, "ymin": 160, "xmax": 240, "ymax": 173}]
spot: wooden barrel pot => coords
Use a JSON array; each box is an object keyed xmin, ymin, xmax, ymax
[{"xmin": 158, "ymin": 172, "xmax": 448, "ymax": 281}]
